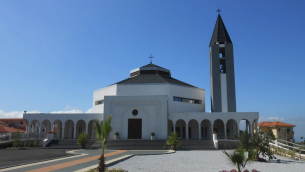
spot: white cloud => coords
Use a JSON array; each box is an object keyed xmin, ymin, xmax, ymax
[
  {"xmin": 86, "ymin": 108, "xmax": 93, "ymax": 113},
  {"xmin": 267, "ymin": 117, "xmax": 285, "ymax": 121},
  {"xmin": 0, "ymin": 110, "xmax": 41, "ymax": 118}
]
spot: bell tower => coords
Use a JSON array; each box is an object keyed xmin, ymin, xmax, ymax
[{"xmin": 210, "ymin": 14, "xmax": 236, "ymax": 112}]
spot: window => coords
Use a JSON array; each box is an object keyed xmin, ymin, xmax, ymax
[
  {"xmin": 173, "ymin": 96, "xmax": 201, "ymax": 104},
  {"xmin": 95, "ymin": 100, "xmax": 104, "ymax": 105},
  {"xmin": 278, "ymin": 128, "xmax": 280, "ymax": 132}
]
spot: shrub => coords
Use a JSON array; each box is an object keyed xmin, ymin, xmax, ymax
[
  {"xmin": 115, "ymin": 132, "xmax": 119, "ymax": 136},
  {"xmin": 28, "ymin": 141, "xmax": 32, "ymax": 147},
  {"xmin": 34, "ymin": 140, "xmax": 37, "ymax": 147},
  {"xmin": 24, "ymin": 141, "xmax": 28, "ymax": 147},
  {"xmin": 39, "ymin": 141, "xmax": 43, "ymax": 147},
  {"xmin": 222, "ymin": 148, "xmax": 256, "ymax": 172},
  {"xmin": 163, "ymin": 131, "xmax": 181, "ymax": 150},
  {"xmin": 12, "ymin": 130, "xmax": 22, "ymax": 148},
  {"xmin": 77, "ymin": 132, "xmax": 89, "ymax": 149},
  {"xmin": 151, "ymin": 132, "xmax": 155, "ymax": 136}
]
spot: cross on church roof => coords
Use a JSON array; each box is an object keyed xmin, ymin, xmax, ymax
[
  {"xmin": 217, "ymin": 8, "xmax": 221, "ymax": 14},
  {"xmin": 148, "ymin": 54, "xmax": 154, "ymax": 64}
]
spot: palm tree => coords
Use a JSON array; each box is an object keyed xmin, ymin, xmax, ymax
[
  {"xmin": 94, "ymin": 115, "xmax": 113, "ymax": 172},
  {"xmin": 222, "ymin": 148, "xmax": 256, "ymax": 172}
]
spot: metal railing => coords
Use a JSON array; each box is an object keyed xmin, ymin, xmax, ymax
[{"xmin": 270, "ymin": 138, "xmax": 305, "ymax": 160}]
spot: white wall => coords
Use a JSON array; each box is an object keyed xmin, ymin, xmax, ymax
[
  {"xmin": 92, "ymin": 85, "xmax": 117, "ymax": 113},
  {"xmin": 104, "ymin": 95, "xmax": 168, "ymax": 140}
]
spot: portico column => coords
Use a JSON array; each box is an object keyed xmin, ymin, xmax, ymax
[
  {"xmin": 39, "ymin": 124, "xmax": 42, "ymax": 138},
  {"xmin": 25, "ymin": 124, "xmax": 28, "ymax": 134},
  {"xmin": 26, "ymin": 124, "xmax": 30, "ymax": 138},
  {"xmin": 51, "ymin": 123, "xmax": 54, "ymax": 132},
  {"xmin": 186, "ymin": 123, "xmax": 188, "ymax": 140},
  {"xmin": 237, "ymin": 122, "xmax": 240, "ymax": 137},
  {"xmin": 62, "ymin": 124, "xmax": 65, "ymax": 139},
  {"xmin": 85, "ymin": 122, "xmax": 88, "ymax": 134},
  {"xmin": 74, "ymin": 123, "xmax": 77, "ymax": 139},
  {"xmin": 211, "ymin": 123, "xmax": 214, "ymax": 140},
  {"xmin": 224, "ymin": 123, "xmax": 227, "ymax": 139},
  {"xmin": 31, "ymin": 123, "xmax": 34, "ymax": 133},
  {"xmin": 173, "ymin": 123, "xmax": 176, "ymax": 132},
  {"xmin": 249, "ymin": 122, "xmax": 253, "ymax": 134},
  {"xmin": 199, "ymin": 124, "xmax": 201, "ymax": 140},
  {"xmin": 91, "ymin": 123, "xmax": 95, "ymax": 139},
  {"xmin": 256, "ymin": 119, "xmax": 258, "ymax": 132}
]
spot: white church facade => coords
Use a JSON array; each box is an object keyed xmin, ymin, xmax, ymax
[{"xmin": 23, "ymin": 14, "xmax": 259, "ymax": 141}]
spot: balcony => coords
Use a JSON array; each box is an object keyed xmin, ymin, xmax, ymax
[{"xmin": 287, "ymin": 131, "xmax": 294, "ymax": 135}]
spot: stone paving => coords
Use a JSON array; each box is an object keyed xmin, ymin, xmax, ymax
[{"xmin": 0, "ymin": 149, "xmax": 173, "ymax": 172}]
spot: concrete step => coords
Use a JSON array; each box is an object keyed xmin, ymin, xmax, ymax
[{"xmin": 45, "ymin": 139, "xmax": 216, "ymax": 150}]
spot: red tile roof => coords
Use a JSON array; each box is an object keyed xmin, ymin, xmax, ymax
[
  {"xmin": 0, "ymin": 118, "xmax": 25, "ymax": 122},
  {"xmin": 258, "ymin": 121, "xmax": 295, "ymax": 127},
  {"xmin": 0, "ymin": 126, "xmax": 26, "ymax": 133}
]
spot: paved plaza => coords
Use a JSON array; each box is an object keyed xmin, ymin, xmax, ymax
[
  {"xmin": 1, "ymin": 149, "xmax": 305, "ymax": 172},
  {"xmin": 0, "ymin": 149, "xmax": 173, "ymax": 172}
]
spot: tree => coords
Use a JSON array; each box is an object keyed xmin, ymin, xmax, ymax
[
  {"xmin": 163, "ymin": 131, "xmax": 181, "ymax": 150},
  {"xmin": 94, "ymin": 115, "xmax": 113, "ymax": 172},
  {"xmin": 77, "ymin": 132, "xmax": 89, "ymax": 149},
  {"xmin": 239, "ymin": 130, "xmax": 276, "ymax": 161},
  {"xmin": 12, "ymin": 130, "xmax": 21, "ymax": 148},
  {"xmin": 222, "ymin": 148, "xmax": 256, "ymax": 172}
]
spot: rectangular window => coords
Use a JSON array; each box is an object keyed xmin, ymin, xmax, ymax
[
  {"xmin": 173, "ymin": 96, "xmax": 201, "ymax": 104},
  {"xmin": 278, "ymin": 128, "xmax": 280, "ymax": 132},
  {"xmin": 95, "ymin": 100, "xmax": 104, "ymax": 105}
]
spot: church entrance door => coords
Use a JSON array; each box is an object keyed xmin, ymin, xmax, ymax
[{"xmin": 128, "ymin": 119, "xmax": 142, "ymax": 139}]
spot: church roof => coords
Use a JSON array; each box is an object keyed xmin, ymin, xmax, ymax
[
  {"xmin": 112, "ymin": 63, "xmax": 197, "ymax": 88},
  {"xmin": 209, "ymin": 14, "xmax": 232, "ymax": 47},
  {"xmin": 140, "ymin": 63, "xmax": 168, "ymax": 70},
  {"xmin": 115, "ymin": 74, "xmax": 197, "ymax": 88}
]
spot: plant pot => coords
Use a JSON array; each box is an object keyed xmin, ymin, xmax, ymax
[
  {"xmin": 114, "ymin": 135, "xmax": 119, "ymax": 140},
  {"xmin": 151, "ymin": 136, "xmax": 155, "ymax": 140}
]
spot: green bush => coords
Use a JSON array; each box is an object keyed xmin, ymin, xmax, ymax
[
  {"xmin": 163, "ymin": 131, "xmax": 181, "ymax": 150},
  {"xmin": 34, "ymin": 140, "xmax": 37, "ymax": 147},
  {"xmin": 39, "ymin": 141, "xmax": 43, "ymax": 147},
  {"xmin": 28, "ymin": 141, "xmax": 32, "ymax": 147},
  {"xmin": 77, "ymin": 132, "xmax": 89, "ymax": 149},
  {"xmin": 12, "ymin": 130, "xmax": 22, "ymax": 148},
  {"xmin": 24, "ymin": 141, "xmax": 28, "ymax": 147}
]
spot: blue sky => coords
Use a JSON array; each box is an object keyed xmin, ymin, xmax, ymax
[{"xmin": 0, "ymin": 1, "xmax": 304, "ymax": 140}]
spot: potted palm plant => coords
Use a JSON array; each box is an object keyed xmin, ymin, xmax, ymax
[
  {"xmin": 151, "ymin": 132, "xmax": 155, "ymax": 140},
  {"xmin": 114, "ymin": 132, "xmax": 119, "ymax": 140}
]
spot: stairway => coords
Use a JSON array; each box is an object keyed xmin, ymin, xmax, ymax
[
  {"xmin": 105, "ymin": 140, "xmax": 215, "ymax": 150},
  {"xmin": 45, "ymin": 139, "xmax": 216, "ymax": 150}
]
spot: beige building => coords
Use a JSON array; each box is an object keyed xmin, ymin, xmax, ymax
[{"xmin": 258, "ymin": 121, "xmax": 295, "ymax": 142}]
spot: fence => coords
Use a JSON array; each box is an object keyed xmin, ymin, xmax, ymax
[{"xmin": 270, "ymin": 138, "xmax": 305, "ymax": 161}]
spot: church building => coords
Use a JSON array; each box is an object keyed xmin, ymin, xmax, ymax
[{"xmin": 23, "ymin": 14, "xmax": 259, "ymax": 142}]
